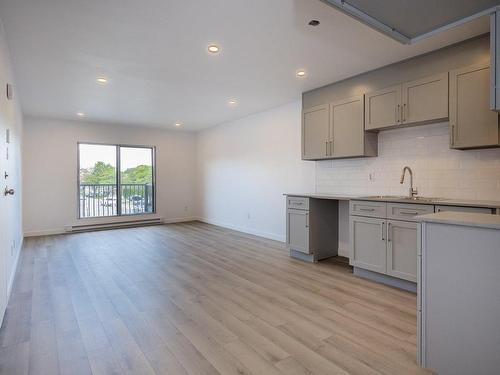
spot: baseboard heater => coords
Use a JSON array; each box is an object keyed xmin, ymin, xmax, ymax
[{"xmin": 65, "ymin": 217, "xmax": 164, "ymax": 233}]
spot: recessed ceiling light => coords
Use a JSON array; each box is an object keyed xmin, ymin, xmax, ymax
[
  {"xmin": 207, "ymin": 44, "xmax": 220, "ymax": 54},
  {"xmin": 175, "ymin": 122, "xmax": 182, "ymax": 127},
  {"xmin": 96, "ymin": 77, "xmax": 108, "ymax": 84},
  {"xmin": 296, "ymin": 69, "xmax": 307, "ymax": 78},
  {"xmin": 228, "ymin": 99, "xmax": 237, "ymax": 105},
  {"xmin": 76, "ymin": 112, "xmax": 85, "ymax": 117}
]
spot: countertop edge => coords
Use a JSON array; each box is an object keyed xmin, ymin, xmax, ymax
[
  {"xmin": 417, "ymin": 212, "xmax": 500, "ymax": 230},
  {"xmin": 284, "ymin": 193, "xmax": 500, "ymax": 209}
]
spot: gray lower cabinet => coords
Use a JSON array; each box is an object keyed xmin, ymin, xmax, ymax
[
  {"xmin": 419, "ymin": 220, "xmax": 500, "ymax": 374},
  {"xmin": 350, "ymin": 216, "xmax": 387, "ymax": 273},
  {"xmin": 286, "ymin": 196, "xmax": 338, "ymax": 262},
  {"xmin": 449, "ymin": 63, "xmax": 500, "ymax": 149},
  {"xmin": 386, "ymin": 220, "xmax": 417, "ymax": 282},
  {"xmin": 287, "ymin": 208, "xmax": 309, "ymax": 254},
  {"xmin": 350, "ymin": 200, "xmax": 422, "ymax": 282}
]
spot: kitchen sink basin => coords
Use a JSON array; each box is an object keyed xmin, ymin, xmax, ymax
[{"xmin": 362, "ymin": 195, "xmax": 441, "ymax": 203}]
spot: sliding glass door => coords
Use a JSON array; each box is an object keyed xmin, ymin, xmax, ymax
[{"xmin": 78, "ymin": 143, "xmax": 155, "ymax": 218}]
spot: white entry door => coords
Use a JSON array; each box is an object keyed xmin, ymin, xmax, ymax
[{"xmin": 0, "ymin": 84, "xmax": 14, "ymax": 325}]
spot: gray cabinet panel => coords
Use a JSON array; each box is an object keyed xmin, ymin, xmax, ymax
[
  {"xmin": 435, "ymin": 205, "xmax": 493, "ymax": 214},
  {"xmin": 365, "ymin": 85, "xmax": 401, "ymax": 130},
  {"xmin": 302, "ymin": 104, "xmax": 330, "ymax": 160},
  {"xmin": 287, "ymin": 209, "xmax": 309, "ymax": 254},
  {"xmin": 387, "ymin": 220, "xmax": 417, "ymax": 282},
  {"xmin": 287, "ymin": 196, "xmax": 309, "ymax": 210},
  {"xmin": 387, "ymin": 203, "xmax": 434, "ymax": 222},
  {"xmin": 350, "ymin": 216, "xmax": 387, "ymax": 273},
  {"xmin": 350, "ymin": 200, "xmax": 387, "ymax": 218},
  {"xmin": 450, "ymin": 63, "xmax": 500, "ymax": 149},
  {"xmin": 402, "ymin": 72, "xmax": 448, "ymax": 125},
  {"xmin": 330, "ymin": 95, "xmax": 364, "ymax": 158}
]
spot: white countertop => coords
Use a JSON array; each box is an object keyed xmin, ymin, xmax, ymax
[
  {"xmin": 284, "ymin": 193, "xmax": 500, "ymax": 209},
  {"xmin": 418, "ymin": 211, "xmax": 500, "ymax": 230}
]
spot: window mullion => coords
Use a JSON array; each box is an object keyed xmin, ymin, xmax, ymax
[{"xmin": 116, "ymin": 145, "xmax": 121, "ymax": 216}]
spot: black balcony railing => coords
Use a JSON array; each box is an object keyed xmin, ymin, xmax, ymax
[{"xmin": 79, "ymin": 183, "xmax": 153, "ymax": 218}]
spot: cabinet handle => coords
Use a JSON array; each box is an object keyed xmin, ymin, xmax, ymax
[
  {"xmin": 359, "ymin": 208, "xmax": 375, "ymax": 212},
  {"xmin": 329, "ymin": 140, "xmax": 333, "ymax": 155},
  {"xmin": 305, "ymin": 213, "xmax": 309, "ymax": 228},
  {"xmin": 388, "ymin": 222, "xmax": 392, "ymax": 242},
  {"xmin": 381, "ymin": 222, "xmax": 385, "ymax": 241},
  {"xmin": 397, "ymin": 104, "xmax": 401, "ymax": 123},
  {"xmin": 403, "ymin": 103, "xmax": 407, "ymax": 122},
  {"xmin": 400, "ymin": 211, "xmax": 419, "ymax": 216},
  {"xmin": 325, "ymin": 140, "xmax": 328, "ymax": 156}
]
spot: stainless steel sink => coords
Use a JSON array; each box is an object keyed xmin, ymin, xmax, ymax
[{"xmin": 362, "ymin": 195, "xmax": 440, "ymax": 203}]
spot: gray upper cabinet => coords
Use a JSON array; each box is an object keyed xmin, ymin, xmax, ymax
[
  {"xmin": 302, "ymin": 97, "xmax": 377, "ymax": 160},
  {"xmin": 331, "ymin": 95, "xmax": 377, "ymax": 158},
  {"xmin": 386, "ymin": 220, "xmax": 418, "ymax": 282},
  {"xmin": 402, "ymin": 73, "xmax": 448, "ymax": 125},
  {"xmin": 450, "ymin": 63, "xmax": 500, "ymax": 149},
  {"xmin": 365, "ymin": 73, "xmax": 449, "ymax": 131},
  {"xmin": 302, "ymin": 104, "xmax": 330, "ymax": 160},
  {"xmin": 365, "ymin": 85, "xmax": 401, "ymax": 130}
]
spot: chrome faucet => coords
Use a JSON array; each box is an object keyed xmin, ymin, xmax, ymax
[{"xmin": 400, "ymin": 166, "xmax": 418, "ymax": 198}]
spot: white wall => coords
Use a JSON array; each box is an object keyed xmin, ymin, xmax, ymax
[
  {"xmin": 0, "ymin": 20, "xmax": 23, "ymax": 313},
  {"xmin": 23, "ymin": 117, "xmax": 197, "ymax": 236},
  {"xmin": 196, "ymin": 100, "xmax": 315, "ymax": 241}
]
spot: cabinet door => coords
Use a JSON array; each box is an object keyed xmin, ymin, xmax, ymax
[
  {"xmin": 387, "ymin": 220, "xmax": 417, "ymax": 282},
  {"xmin": 302, "ymin": 104, "xmax": 330, "ymax": 160},
  {"xmin": 365, "ymin": 85, "xmax": 401, "ymax": 130},
  {"xmin": 450, "ymin": 63, "xmax": 499, "ymax": 149},
  {"xmin": 350, "ymin": 216, "xmax": 386, "ymax": 273},
  {"xmin": 330, "ymin": 95, "xmax": 364, "ymax": 158},
  {"xmin": 402, "ymin": 72, "xmax": 448, "ymax": 125},
  {"xmin": 287, "ymin": 209, "xmax": 310, "ymax": 254}
]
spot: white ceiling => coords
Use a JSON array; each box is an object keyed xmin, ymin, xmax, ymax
[{"xmin": 0, "ymin": 0, "xmax": 490, "ymax": 131}]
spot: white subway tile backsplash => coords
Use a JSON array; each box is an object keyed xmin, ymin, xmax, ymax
[{"xmin": 316, "ymin": 122, "xmax": 500, "ymax": 201}]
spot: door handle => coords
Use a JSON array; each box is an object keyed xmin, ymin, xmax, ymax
[
  {"xmin": 381, "ymin": 221, "xmax": 385, "ymax": 241},
  {"xmin": 4, "ymin": 187, "xmax": 14, "ymax": 196}
]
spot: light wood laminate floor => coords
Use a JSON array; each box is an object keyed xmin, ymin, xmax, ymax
[{"xmin": 0, "ymin": 222, "xmax": 430, "ymax": 375}]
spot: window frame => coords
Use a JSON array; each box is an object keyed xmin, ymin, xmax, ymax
[{"xmin": 77, "ymin": 142, "xmax": 156, "ymax": 219}]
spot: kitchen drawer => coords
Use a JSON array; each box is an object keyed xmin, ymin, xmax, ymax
[
  {"xmin": 287, "ymin": 196, "xmax": 309, "ymax": 211},
  {"xmin": 435, "ymin": 205, "xmax": 494, "ymax": 214},
  {"xmin": 387, "ymin": 203, "xmax": 434, "ymax": 221},
  {"xmin": 350, "ymin": 200, "xmax": 387, "ymax": 218}
]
